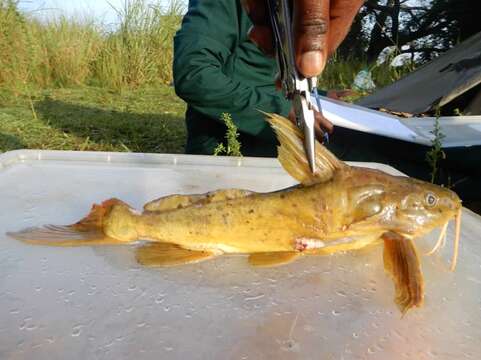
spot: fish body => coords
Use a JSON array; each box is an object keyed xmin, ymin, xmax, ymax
[{"xmin": 8, "ymin": 114, "xmax": 462, "ymax": 314}]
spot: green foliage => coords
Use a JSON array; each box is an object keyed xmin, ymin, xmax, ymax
[
  {"xmin": 318, "ymin": 54, "xmax": 415, "ymax": 100},
  {"xmin": 338, "ymin": 0, "xmax": 480, "ymax": 65},
  {"xmin": 453, "ymin": 108, "xmax": 463, "ymax": 116},
  {"xmin": 0, "ymin": 0, "xmax": 183, "ymax": 91},
  {"xmin": 425, "ymin": 106, "xmax": 446, "ymax": 183},
  {"xmin": 213, "ymin": 113, "xmax": 242, "ymax": 157},
  {"xmin": 0, "ymin": 85, "xmax": 186, "ymax": 154}
]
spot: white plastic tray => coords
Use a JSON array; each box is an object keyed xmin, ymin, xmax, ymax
[{"xmin": 1, "ymin": 150, "xmax": 480, "ymax": 360}]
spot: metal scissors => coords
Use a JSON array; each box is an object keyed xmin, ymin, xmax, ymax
[{"xmin": 267, "ymin": 0, "xmax": 328, "ymax": 173}]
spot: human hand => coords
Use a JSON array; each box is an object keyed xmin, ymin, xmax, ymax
[
  {"xmin": 326, "ymin": 89, "xmax": 358, "ymax": 100},
  {"xmin": 242, "ymin": 0, "xmax": 364, "ymax": 77},
  {"xmin": 288, "ymin": 107, "xmax": 333, "ymax": 143}
]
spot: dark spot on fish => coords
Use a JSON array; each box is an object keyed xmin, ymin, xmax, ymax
[
  {"xmin": 248, "ymin": 209, "xmax": 255, "ymax": 214},
  {"xmin": 222, "ymin": 214, "xmax": 229, "ymax": 225},
  {"xmin": 292, "ymin": 204, "xmax": 297, "ymax": 208},
  {"xmin": 280, "ymin": 194, "xmax": 286, "ymax": 199},
  {"xmin": 177, "ymin": 204, "xmax": 183, "ymax": 209},
  {"xmin": 246, "ymin": 220, "xmax": 250, "ymax": 224}
]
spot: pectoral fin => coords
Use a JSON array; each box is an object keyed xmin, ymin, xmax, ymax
[
  {"xmin": 135, "ymin": 243, "xmax": 216, "ymax": 267},
  {"xmin": 248, "ymin": 252, "xmax": 300, "ymax": 267},
  {"xmin": 382, "ymin": 232, "xmax": 424, "ymax": 315}
]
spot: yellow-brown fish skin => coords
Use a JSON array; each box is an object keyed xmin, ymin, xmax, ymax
[
  {"xmin": 100, "ymin": 164, "xmax": 460, "ymax": 257},
  {"xmin": 7, "ymin": 113, "xmax": 463, "ymax": 315}
]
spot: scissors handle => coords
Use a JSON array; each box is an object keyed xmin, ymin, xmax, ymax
[{"xmin": 267, "ymin": 0, "xmax": 318, "ymax": 172}]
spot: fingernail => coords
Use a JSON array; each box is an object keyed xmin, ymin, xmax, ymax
[{"xmin": 300, "ymin": 51, "xmax": 324, "ymax": 77}]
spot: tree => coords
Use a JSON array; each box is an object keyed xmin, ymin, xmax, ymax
[{"xmin": 338, "ymin": 0, "xmax": 480, "ymax": 64}]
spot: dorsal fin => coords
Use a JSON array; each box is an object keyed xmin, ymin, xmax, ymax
[{"xmin": 265, "ymin": 112, "xmax": 346, "ymax": 185}]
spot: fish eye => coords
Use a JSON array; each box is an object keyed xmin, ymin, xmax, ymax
[{"xmin": 425, "ymin": 193, "xmax": 438, "ymax": 207}]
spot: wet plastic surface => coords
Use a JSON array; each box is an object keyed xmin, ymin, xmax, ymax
[{"xmin": 1, "ymin": 150, "xmax": 480, "ymax": 360}]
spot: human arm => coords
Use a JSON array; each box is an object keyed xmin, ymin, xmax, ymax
[{"xmin": 173, "ymin": 0, "xmax": 290, "ymax": 139}]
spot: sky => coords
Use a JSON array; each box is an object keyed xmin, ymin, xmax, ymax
[{"xmin": 18, "ymin": 0, "xmax": 178, "ymax": 27}]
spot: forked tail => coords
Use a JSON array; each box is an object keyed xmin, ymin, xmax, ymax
[{"xmin": 7, "ymin": 199, "xmax": 133, "ymax": 246}]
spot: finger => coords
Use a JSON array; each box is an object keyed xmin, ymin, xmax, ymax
[
  {"xmin": 327, "ymin": 0, "xmax": 364, "ymax": 54},
  {"xmin": 275, "ymin": 74, "xmax": 282, "ymax": 91},
  {"xmin": 336, "ymin": 89, "xmax": 357, "ymax": 98},
  {"xmin": 336, "ymin": 89, "xmax": 353, "ymax": 97},
  {"xmin": 288, "ymin": 107, "xmax": 297, "ymax": 124},
  {"xmin": 293, "ymin": 0, "xmax": 330, "ymax": 78},
  {"xmin": 241, "ymin": 0, "xmax": 269, "ymax": 25},
  {"xmin": 315, "ymin": 111, "xmax": 334, "ymax": 134},
  {"xmin": 328, "ymin": 89, "xmax": 356, "ymax": 99},
  {"xmin": 248, "ymin": 25, "xmax": 275, "ymax": 56}
]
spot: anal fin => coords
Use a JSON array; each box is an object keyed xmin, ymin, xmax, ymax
[
  {"xmin": 248, "ymin": 252, "xmax": 300, "ymax": 268},
  {"xmin": 382, "ymin": 231, "xmax": 424, "ymax": 315},
  {"xmin": 135, "ymin": 242, "xmax": 216, "ymax": 267}
]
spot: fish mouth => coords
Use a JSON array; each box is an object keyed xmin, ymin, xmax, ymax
[{"xmin": 425, "ymin": 208, "xmax": 462, "ymax": 271}]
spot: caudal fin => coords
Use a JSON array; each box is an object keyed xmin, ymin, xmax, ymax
[{"xmin": 7, "ymin": 198, "xmax": 130, "ymax": 246}]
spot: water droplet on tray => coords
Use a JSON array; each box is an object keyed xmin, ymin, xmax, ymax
[
  {"xmin": 72, "ymin": 325, "xmax": 82, "ymax": 337},
  {"xmin": 26, "ymin": 324, "xmax": 37, "ymax": 331}
]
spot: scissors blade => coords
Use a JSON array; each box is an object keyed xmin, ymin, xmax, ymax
[
  {"xmin": 267, "ymin": 0, "xmax": 317, "ymax": 172},
  {"xmin": 293, "ymin": 93, "xmax": 316, "ymax": 172},
  {"xmin": 303, "ymin": 112, "xmax": 316, "ymax": 173}
]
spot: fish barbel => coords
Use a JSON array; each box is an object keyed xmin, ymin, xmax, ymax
[{"xmin": 7, "ymin": 114, "xmax": 462, "ymax": 314}]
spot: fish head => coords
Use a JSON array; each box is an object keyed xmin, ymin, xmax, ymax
[
  {"xmin": 344, "ymin": 168, "xmax": 462, "ymax": 271},
  {"xmin": 381, "ymin": 177, "xmax": 462, "ymax": 238}
]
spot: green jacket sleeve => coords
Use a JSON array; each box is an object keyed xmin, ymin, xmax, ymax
[{"xmin": 173, "ymin": 0, "xmax": 291, "ymax": 138}]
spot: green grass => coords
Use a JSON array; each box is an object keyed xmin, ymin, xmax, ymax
[
  {"xmin": 0, "ymin": 0, "xmax": 413, "ymax": 157},
  {"xmin": 0, "ymin": 0, "xmax": 183, "ymax": 91},
  {"xmin": 0, "ymin": 85, "xmax": 187, "ymax": 153}
]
